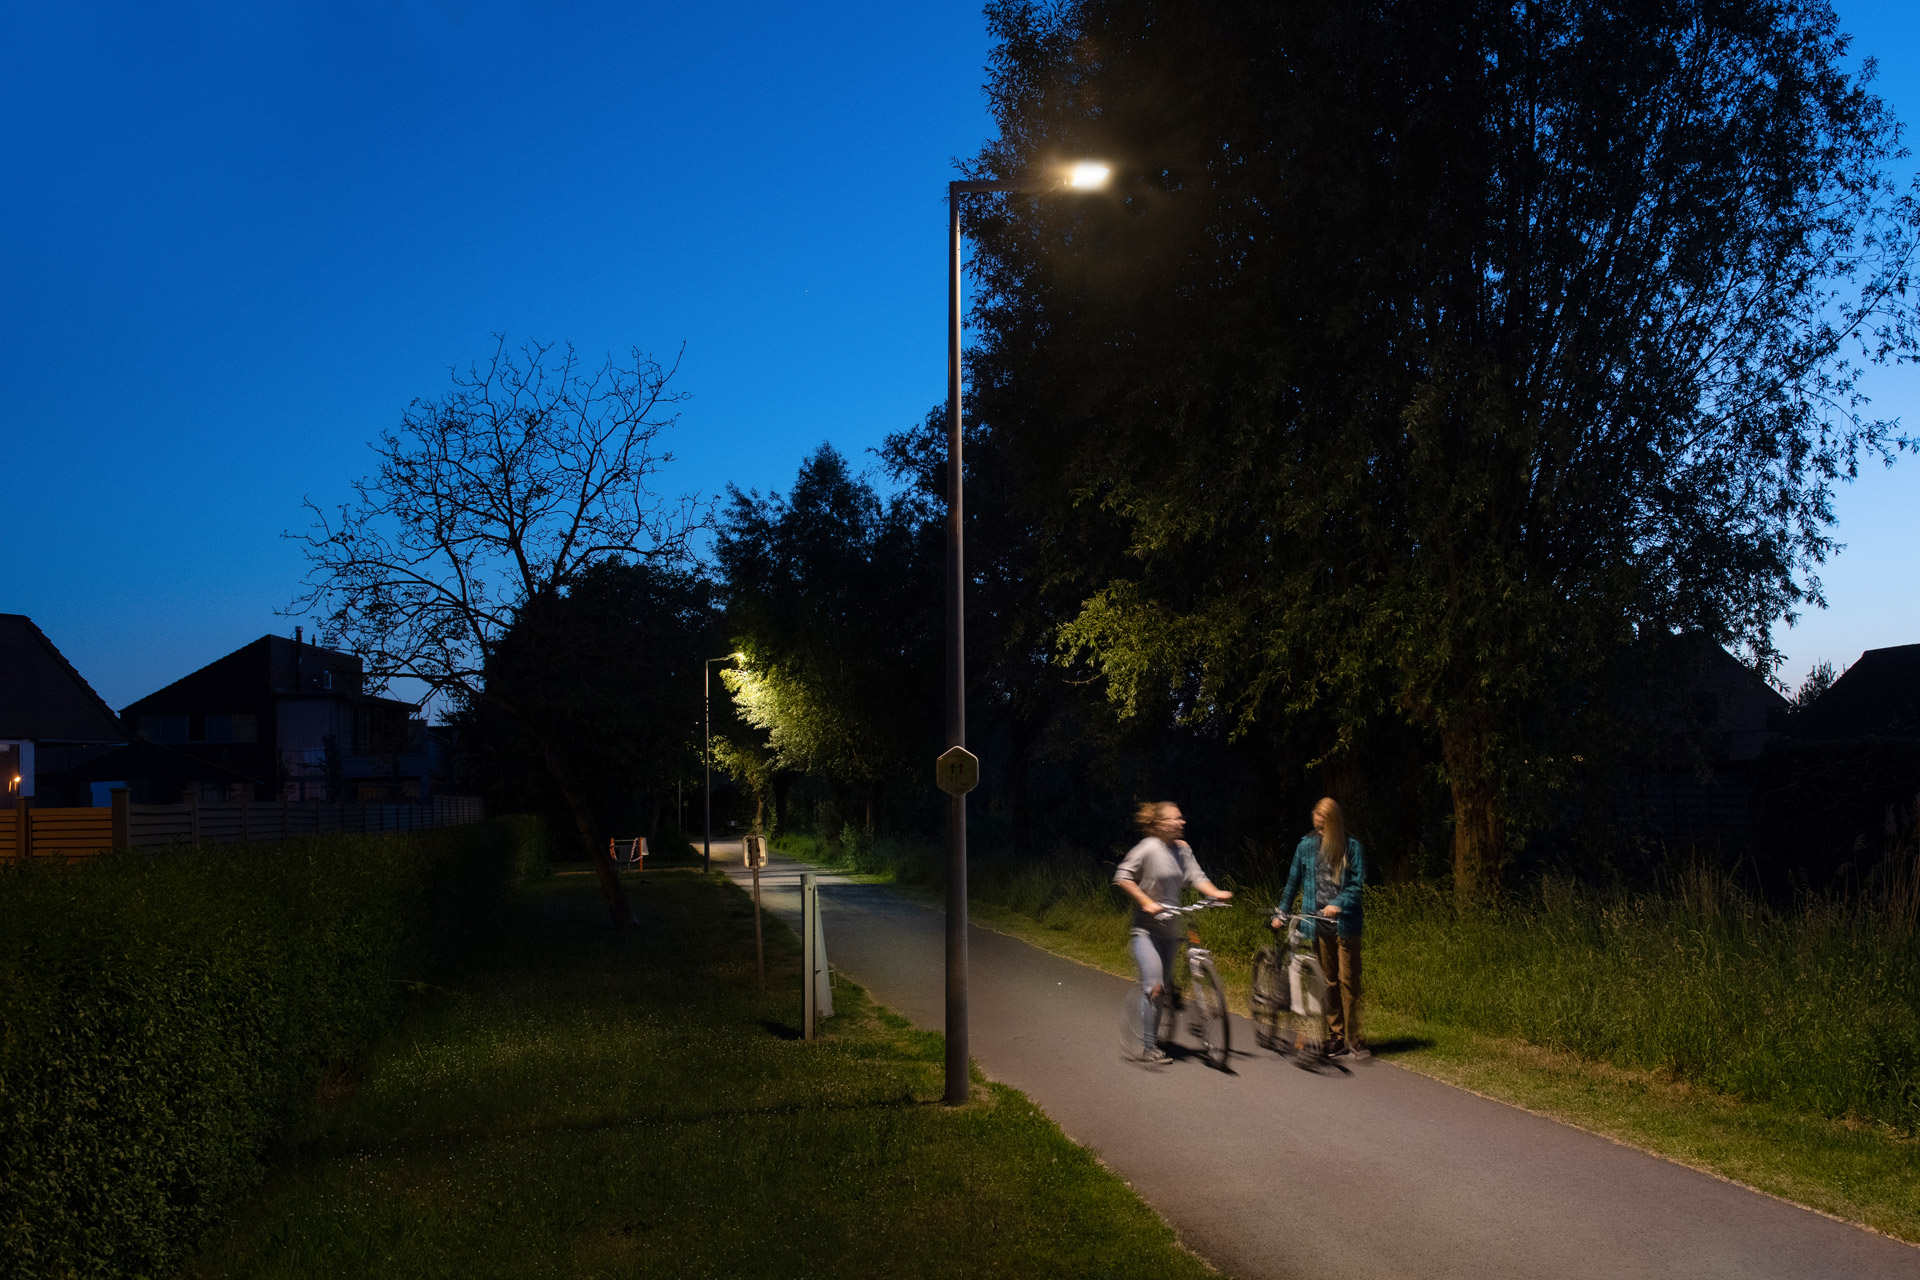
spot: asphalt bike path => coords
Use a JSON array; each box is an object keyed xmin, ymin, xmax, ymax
[{"xmin": 718, "ymin": 846, "xmax": 1918, "ymax": 1279}]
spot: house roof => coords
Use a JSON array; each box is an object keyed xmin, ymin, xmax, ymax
[
  {"xmin": 123, "ymin": 633, "xmax": 377, "ymax": 714},
  {"xmin": 0, "ymin": 614, "xmax": 126, "ymax": 743},
  {"xmin": 1791, "ymin": 643, "xmax": 1920, "ymax": 740}
]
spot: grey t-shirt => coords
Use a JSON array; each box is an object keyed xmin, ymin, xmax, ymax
[{"xmin": 1114, "ymin": 837, "xmax": 1207, "ymax": 935}]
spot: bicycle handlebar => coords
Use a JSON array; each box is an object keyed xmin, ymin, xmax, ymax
[
  {"xmin": 1267, "ymin": 910, "xmax": 1330, "ymax": 939},
  {"xmin": 1151, "ymin": 899, "xmax": 1233, "ymax": 921}
]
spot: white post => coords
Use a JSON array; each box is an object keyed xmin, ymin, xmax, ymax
[
  {"xmin": 747, "ymin": 834, "xmax": 765, "ymax": 993},
  {"xmin": 802, "ymin": 872, "xmax": 833, "ymax": 1038},
  {"xmin": 803, "ymin": 872, "xmax": 816, "ymax": 1039},
  {"xmin": 814, "ymin": 891, "xmax": 833, "ymax": 1020}
]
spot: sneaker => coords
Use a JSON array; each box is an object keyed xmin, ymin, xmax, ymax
[
  {"xmin": 1140, "ymin": 1046, "xmax": 1171, "ymax": 1065},
  {"xmin": 1332, "ymin": 1043, "xmax": 1371, "ymax": 1061}
]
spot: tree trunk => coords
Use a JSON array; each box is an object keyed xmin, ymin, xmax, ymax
[
  {"xmin": 1440, "ymin": 725, "xmax": 1505, "ymax": 905},
  {"xmin": 771, "ymin": 772, "xmax": 789, "ymax": 835},
  {"xmin": 539, "ymin": 737, "xmax": 637, "ymax": 929}
]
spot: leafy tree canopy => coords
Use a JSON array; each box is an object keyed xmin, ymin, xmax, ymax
[
  {"xmin": 716, "ymin": 446, "xmax": 939, "ymax": 828},
  {"xmin": 965, "ymin": 0, "xmax": 1918, "ymax": 897}
]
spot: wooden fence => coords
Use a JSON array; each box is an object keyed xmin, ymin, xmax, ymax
[{"xmin": 0, "ymin": 793, "xmax": 485, "ymax": 863}]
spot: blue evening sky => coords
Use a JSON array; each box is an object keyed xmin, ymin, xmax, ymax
[{"xmin": 3, "ymin": 1, "xmax": 1914, "ymax": 711}]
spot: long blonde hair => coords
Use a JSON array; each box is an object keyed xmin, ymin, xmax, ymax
[{"xmin": 1314, "ymin": 797, "xmax": 1348, "ymax": 881}]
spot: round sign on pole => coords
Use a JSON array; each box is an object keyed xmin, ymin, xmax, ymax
[{"xmin": 935, "ymin": 746, "xmax": 980, "ymax": 796}]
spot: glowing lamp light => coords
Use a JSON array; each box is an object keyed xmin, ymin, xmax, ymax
[{"xmin": 1067, "ymin": 162, "xmax": 1111, "ymax": 189}]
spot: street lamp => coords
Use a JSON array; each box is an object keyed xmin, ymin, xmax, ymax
[
  {"xmin": 705, "ymin": 651, "xmax": 744, "ymax": 874},
  {"xmin": 941, "ymin": 161, "xmax": 1109, "ymax": 1105}
]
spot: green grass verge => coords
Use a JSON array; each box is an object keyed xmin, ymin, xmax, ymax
[
  {"xmin": 187, "ymin": 867, "xmax": 1215, "ymax": 1280},
  {"xmin": 772, "ymin": 832, "xmax": 1920, "ymax": 1244}
]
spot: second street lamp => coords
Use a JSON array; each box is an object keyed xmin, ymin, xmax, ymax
[
  {"xmin": 940, "ymin": 162, "xmax": 1109, "ymax": 1106},
  {"xmin": 705, "ymin": 652, "xmax": 743, "ymax": 874}
]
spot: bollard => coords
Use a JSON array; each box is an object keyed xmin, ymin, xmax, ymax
[
  {"xmin": 801, "ymin": 872, "xmax": 833, "ymax": 1038},
  {"xmin": 746, "ymin": 834, "xmax": 767, "ymax": 993}
]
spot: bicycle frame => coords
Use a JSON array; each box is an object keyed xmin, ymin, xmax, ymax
[
  {"xmin": 1252, "ymin": 911, "xmax": 1333, "ymax": 1063},
  {"xmin": 1126, "ymin": 900, "xmax": 1233, "ymax": 1068}
]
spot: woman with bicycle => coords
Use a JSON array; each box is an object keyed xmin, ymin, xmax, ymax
[
  {"xmin": 1114, "ymin": 801, "xmax": 1233, "ymax": 1063},
  {"xmin": 1277, "ymin": 797, "xmax": 1368, "ymax": 1059}
]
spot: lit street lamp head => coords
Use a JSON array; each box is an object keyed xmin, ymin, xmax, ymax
[{"xmin": 1067, "ymin": 161, "xmax": 1111, "ymax": 189}]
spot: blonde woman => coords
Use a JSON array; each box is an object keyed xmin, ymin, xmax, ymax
[
  {"xmin": 1113, "ymin": 801, "xmax": 1233, "ymax": 1063},
  {"xmin": 1277, "ymin": 797, "xmax": 1368, "ymax": 1058}
]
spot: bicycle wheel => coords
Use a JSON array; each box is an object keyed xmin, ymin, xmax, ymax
[
  {"xmin": 1189, "ymin": 957, "xmax": 1231, "ymax": 1069},
  {"xmin": 1281, "ymin": 954, "xmax": 1330, "ymax": 1065},
  {"xmin": 1248, "ymin": 945, "xmax": 1286, "ymax": 1051}
]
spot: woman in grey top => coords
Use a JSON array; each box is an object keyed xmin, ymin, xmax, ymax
[{"xmin": 1113, "ymin": 801, "xmax": 1233, "ymax": 1063}]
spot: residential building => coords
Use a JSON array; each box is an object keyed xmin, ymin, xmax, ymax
[
  {"xmin": 119, "ymin": 630, "xmax": 445, "ymax": 802},
  {"xmin": 1788, "ymin": 643, "xmax": 1920, "ymax": 741},
  {"xmin": 0, "ymin": 614, "xmax": 126, "ymax": 805}
]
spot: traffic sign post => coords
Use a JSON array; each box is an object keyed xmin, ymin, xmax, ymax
[{"xmin": 934, "ymin": 745, "xmax": 978, "ymax": 1104}]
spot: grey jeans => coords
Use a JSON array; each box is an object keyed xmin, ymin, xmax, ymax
[{"xmin": 1129, "ymin": 928, "xmax": 1180, "ymax": 1051}]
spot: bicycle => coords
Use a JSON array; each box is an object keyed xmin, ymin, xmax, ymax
[
  {"xmin": 1120, "ymin": 899, "xmax": 1232, "ymax": 1070},
  {"xmin": 1249, "ymin": 911, "xmax": 1333, "ymax": 1066}
]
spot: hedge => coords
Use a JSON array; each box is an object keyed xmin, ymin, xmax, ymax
[{"xmin": 0, "ymin": 817, "xmax": 545, "ymax": 1279}]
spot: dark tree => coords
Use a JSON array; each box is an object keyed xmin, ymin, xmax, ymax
[
  {"xmin": 450, "ymin": 558, "xmax": 714, "ymax": 849},
  {"xmin": 964, "ymin": 0, "xmax": 1918, "ymax": 898},
  {"xmin": 291, "ymin": 337, "xmax": 700, "ymax": 926}
]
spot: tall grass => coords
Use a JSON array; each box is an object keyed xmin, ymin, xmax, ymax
[
  {"xmin": 1371, "ymin": 862, "xmax": 1920, "ymax": 1132},
  {"xmin": 781, "ymin": 822, "xmax": 1920, "ymax": 1132},
  {"xmin": 0, "ymin": 818, "xmax": 543, "ymax": 1280}
]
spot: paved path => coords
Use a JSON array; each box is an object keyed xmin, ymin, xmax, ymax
[{"xmin": 719, "ymin": 847, "xmax": 1919, "ymax": 1279}]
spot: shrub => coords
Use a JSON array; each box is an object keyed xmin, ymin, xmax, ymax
[{"xmin": 0, "ymin": 818, "xmax": 539, "ymax": 1279}]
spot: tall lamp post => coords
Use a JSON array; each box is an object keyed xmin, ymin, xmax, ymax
[
  {"xmin": 940, "ymin": 161, "xmax": 1109, "ymax": 1106},
  {"xmin": 705, "ymin": 652, "xmax": 743, "ymax": 874}
]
